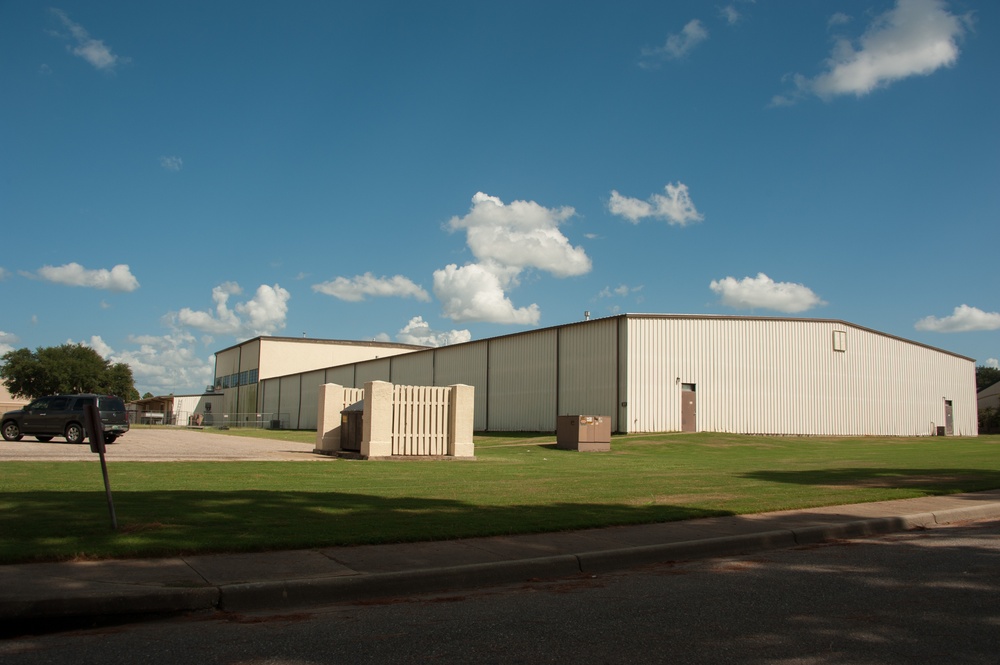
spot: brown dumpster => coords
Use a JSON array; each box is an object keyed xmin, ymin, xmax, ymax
[{"xmin": 556, "ymin": 415, "xmax": 611, "ymax": 452}]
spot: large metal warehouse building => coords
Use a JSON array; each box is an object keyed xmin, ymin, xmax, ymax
[{"xmin": 213, "ymin": 314, "xmax": 978, "ymax": 437}]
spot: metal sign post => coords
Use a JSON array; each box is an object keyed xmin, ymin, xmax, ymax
[{"xmin": 84, "ymin": 403, "xmax": 118, "ymax": 531}]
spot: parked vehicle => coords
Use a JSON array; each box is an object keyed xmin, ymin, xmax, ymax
[{"xmin": 1, "ymin": 394, "xmax": 129, "ymax": 444}]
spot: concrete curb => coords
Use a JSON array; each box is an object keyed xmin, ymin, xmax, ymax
[
  {"xmin": 577, "ymin": 530, "xmax": 798, "ymax": 574},
  {"xmin": 4, "ymin": 499, "xmax": 999, "ymax": 624},
  {"xmin": 5, "ymin": 587, "xmax": 220, "ymax": 622},
  {"xmin": 219, "ymin": 554, "xmax": 582, "ymax": 612}
]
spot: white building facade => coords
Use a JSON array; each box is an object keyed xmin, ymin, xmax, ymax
[{"xmin": 214, "ymin": 315, "xmax": 977, "ymax": 436}]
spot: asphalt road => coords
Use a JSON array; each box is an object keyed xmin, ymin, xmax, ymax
[
  {"xmin": 0, "ymin": 427, "xmax": 321, "ymax": 461},
  {"xmin": 2, "ymin": 519, "xmax": 997, "ymax": 664}
]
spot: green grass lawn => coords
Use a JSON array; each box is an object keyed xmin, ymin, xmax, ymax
[{"xmin": 1, "ymin": 431, "xmax": 998, "ymax": 564}]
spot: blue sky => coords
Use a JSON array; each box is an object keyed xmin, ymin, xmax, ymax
[{"xmin": 2, "ymin": 0, "xmax": 998, "ymax": 396}]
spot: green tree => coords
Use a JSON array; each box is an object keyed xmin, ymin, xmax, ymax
[
  {"xmin": 0, "ymin": 343, "xmax": 138, "ymax": 401},
  {"xmin": 976, "ymin": 365, "xmax": 1000, "ymax": 393}
]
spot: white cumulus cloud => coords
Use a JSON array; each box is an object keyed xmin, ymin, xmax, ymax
[
  {"xmin": 642, "ymin": 19, "xmax": 709, "ymax": 66},
  {"xmin": 914, "ymin": 305, "xmax": 1000, "ymax": 333},
  {"xmin": 435, "ymin": 192, "xmax": 590, "ymax": 325},
  {"xmin": 984, "ymin": 358, "xmax": 999, "ymax": 370},
  {"xmin": 433, "ymin": 262, "xmax": 540, "ymax": 325},
  {"xmin": 173, "ymin": 282, "xmax": 290, "ymax": 338},
  {"xmin": 710, "ymin": 273, "xmax": 826, "ymax": 313},
  {"xmin": 609, "ymin": 183, "xmax": 704, "ymax": 226},
  {"xmin": 49, "ymin": 8, "xmax": 127, "ymax": 72},
  {"xmin": 0, "ymin": 330, "xmax": 18, "ymax": 355},
  {"xmin": 160, "ymin": 156, "xmax": 183, "ymax": 171},
  {"xmin": 312, "ymin": 272, "xmax": 430, "ymax": 302},
  {"xmin": 447, "ymin": 192, "xmax": 591, "ymax": 278},
  {"xmin": 392, "ymin": 316, "xmax": 472, "ymax": 347},
  {"xmin": 79, "ymin": 333, "xmax": 215, "ymax": 396},
  {"xmin": 36, "ymin": 262, "xmax": 140, "ymax": 292},
  {"xmin": 775, "ymin": 0, "xmax": 968, "ymax": 104}
]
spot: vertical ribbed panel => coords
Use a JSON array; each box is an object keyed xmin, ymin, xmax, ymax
[
  {"xmin": 297, "ymin": 370, "xmax": 324, "ymax": 430},
  {"xmin": 326, "ymin": 365, "xmax": 355, "ymax": 387},
  {"xmin": 434, "ymin": 342, "xmax": 489, "ymax": 431},
  {"xmin": 489, "ymin": 330, "xmax": 557, "ymax": 431},
  {"xmin": 356, "ymin": 358, "xmax": 392, "ymax": 386},
  {"xmin": 277, "ymin": 376, "xmax": 300, "ymax": 429},
  {"xmin": 626, "ymin": 316, "xmax": 977, "ymax": 435},
  {"xmin": 260, "ymin": 378, "xmax": 280, "ymax": 417},
  {"xmin": 559, "ymin": 318, "xmax": 619, "ymax": 431},
  {"xmin": 390, "ymin": 353, "xmax": 435, "ymax": 386}
]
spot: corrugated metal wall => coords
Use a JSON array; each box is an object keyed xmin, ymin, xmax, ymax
[
  {"xmin": 357, "ymin": 358, "xmax": 392, "ymax": 386},
  {"xmin": 260, "ymin": 378, "xmax": 280, "ymax": 420},
  {"xmin": 625, "ymin": 316, "xmax": 977, "ymax": 436},
  {"xmin": 557, "ymin": 317, "xmax": 622, "ymax": 431},
  {"xmin": 390, "ymin": 352, "xmax": 435, "ymax": 387},
  {"xmin": 297, "ymin": 370, "xmax": 324, "ymax": 429},
  {"xmin": 487, "ymin": 330, "xmax": 559, "ymax": 431},
  {"xmin": 326, "ymin": 365, "xmax": 355, "ymax": 387},
  {"xmin": 277, "ymin": 375, "xmax": 301, "ymax": 429},
  {"xmin": 433, "ymin": 342, "xmax": 489, "ymax": 430}
]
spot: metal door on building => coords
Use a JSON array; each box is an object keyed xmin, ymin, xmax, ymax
[
  {"xmin": 681, "ymin": 383, "xmax": 696, "ymax": 432},
  {"xmin": 944, "ymin": 400, "xmax": 954, "ymax": 436}
]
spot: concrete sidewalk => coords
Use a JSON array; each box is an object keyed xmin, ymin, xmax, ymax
[{"xmin": 3, "ymin": 489, "xmax": 999, "ymax": 626}]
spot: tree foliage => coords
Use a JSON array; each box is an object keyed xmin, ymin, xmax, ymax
[
  {"xmin": 976, "ymin": 365, "xmax": 1000, "ymax": 393},
  {"xmin": 0, "ymin": 344, "xmax": 139, "ymax": 401}
]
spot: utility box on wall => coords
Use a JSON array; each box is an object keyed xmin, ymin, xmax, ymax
[{"xmin": 557, "ymin": 415, "xmax": 611, "ymax": 452}]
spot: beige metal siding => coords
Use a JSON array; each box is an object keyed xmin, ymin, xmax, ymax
[
  {"xmin": 297, "ymin": 370, "xmax": 325, "ymax": 429},
  {"xmin": 356, "ymin": 358, "xmax": 392, "ymax": 386},
  {"xmin": 390, "ymin": 352, "xmax": 435, "ymax": 386},
  {"xmin": 277, "ymin": 375, "xmax": 300, "ymax": 429},
  {"xmin": 488, "ymin": 330, "xmax": 557, "ymax": 431},
  {"xmin": 434, "ymin": 342, "xmax": 489, "ymax": 431},
  {"xmin": 325, "ymin": 365, "xmax": 356, "ymax": 388},
  {"xmin": 558, "ymin": 318, "xmax": 620, "ymax": 431},
  {"xmin": 260, "ymin": 378, "xmax": 280, "ymax": 419},
  {"xmin": 257, "ymin": 338, "xmax": 416, "ymax": 380},
  {"xmin": 626, "ymin": 316, "xmax": 977, "ymax": 436}
]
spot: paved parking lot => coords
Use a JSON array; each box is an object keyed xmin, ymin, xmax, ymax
[{"xmin": 0, "ymin": 427, "xmax": 323, "ymax": 461}]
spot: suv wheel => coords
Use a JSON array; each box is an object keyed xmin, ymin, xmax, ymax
[
  {"xmin": 65, "ymin": 422, "xmax": 85, "ymax": 445},
  {"xmin": 105, "ymin": 435, "xmax": 117, "ymax": 445},
  {"xmin": 2, "ymin": 421, "xmax": 23, "ymax": 442}
]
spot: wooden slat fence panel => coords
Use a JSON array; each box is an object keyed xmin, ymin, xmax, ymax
[{"xmin": 391, "ymin": 385, "xmax": 450, "ymax": 456}]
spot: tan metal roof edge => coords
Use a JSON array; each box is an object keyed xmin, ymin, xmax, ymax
[{"xmin": 213, "ymin": 335, "xmax": 429, "ymax": 355}]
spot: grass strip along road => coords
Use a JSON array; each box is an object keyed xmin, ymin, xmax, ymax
[{"xmin": 2, "ymin": 431, "xmax": 998, "ymax": 564}]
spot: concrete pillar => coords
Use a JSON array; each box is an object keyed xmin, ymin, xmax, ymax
[
  {"xmin": 449, "ymin": 384, "xmax": 475, "ymax": 458},
  {"xmin": 362, "ymin": 380, "xmax": 393, "ymax": 458},
  {"xmin": 314, "ymin": 383, "xmax": 344, "ymax": 455}
]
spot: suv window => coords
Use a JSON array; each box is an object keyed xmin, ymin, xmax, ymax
[
  {"xmin": 49, "ymin": 397, "xmax": 70, "ymax": 410},
  {"xmin": 73, "ymin": 396, "xmax": 95, "ymax": 411},
  {"xmin": 98, "ymin": 397, "xmax": 125, "ymax": 410},
  {"xmin": 28, "ymin": 398, "xmax": 50, "ymax": 410}
]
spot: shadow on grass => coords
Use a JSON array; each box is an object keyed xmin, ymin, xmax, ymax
[
  {"xmin": 0, "ymin": 489, "xmax": 729, "ymax": 564},
  {"xmin": 742, "ymin": 468, "xmax": 1000, "ymax": 493}
]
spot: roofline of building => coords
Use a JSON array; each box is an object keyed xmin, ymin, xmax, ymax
[
  {"xmin": 213, "ymin": 335, "xmax": 430, "ymax": 356},
  {"xmin": 415, "ymin": 313, "xmax": 973, "ymax": 364}
]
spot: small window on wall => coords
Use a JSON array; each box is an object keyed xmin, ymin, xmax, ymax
[
  {"xmin": 833, "ymin": 330, "xmax": 847, "ymax": 352},
  {"xmin": 681, "ymin": 383, "xmax": 696, "ymax": 392}
]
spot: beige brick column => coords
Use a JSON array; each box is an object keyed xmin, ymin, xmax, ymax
[
  {"xmin": 314, "ymin": 383, "xmax": 344, "ymax": 455},
  {"xmin": 448, "ymin": 383, "xmax": 475, "ymax": 458},
  {"xmin": 362, "ymin": 380, "xmax": 393, "ymax": 458}
]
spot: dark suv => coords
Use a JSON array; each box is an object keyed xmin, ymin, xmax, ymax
[{"xmin": 1, "ymin": 394, "xmax": 130, "ymax": 444}]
